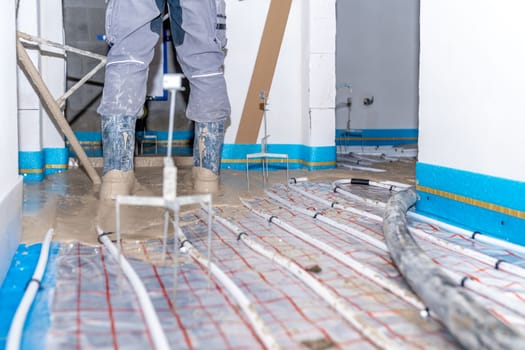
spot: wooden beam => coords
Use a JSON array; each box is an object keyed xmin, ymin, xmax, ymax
[
  {"xmin": 16, "ymin": 39, "xmax": 102, "ymax": 185},
  {"xmin": 235, "ymin": 0, "xmax": 293, "ymax": 144}
]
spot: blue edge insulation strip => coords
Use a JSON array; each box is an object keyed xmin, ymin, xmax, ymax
[
  {"xmin": 20, "ymin": 129, "xmax": 418, "ymax": 182},
  {"xmin": 0, "ymin": 242, "xmax": 60, "ymax": 350},
  {"xmin": 416, "ymin": 162, "xmax": 525, "ymax": 246}
]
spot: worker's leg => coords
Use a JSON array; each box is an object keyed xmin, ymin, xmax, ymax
[
  {"xmin": 168, "ymin": 0, "xmax": 230, "ymax": 192},
  {"xmin": 97, "ymin": 0, "xmax": 161, "ymax": 199},
  {"xmin": 192, "ymin": 120, "xmax": 225, "ymax": 192}
]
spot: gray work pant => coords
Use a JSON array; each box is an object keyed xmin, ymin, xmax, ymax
[{"xmin": 97, "ymin": 0, "xmax": 231, "ymax": 122}]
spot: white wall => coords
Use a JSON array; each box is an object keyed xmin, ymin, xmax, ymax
[
  {"xmin": 18, "ymin": 0, "xmax": 42, "ymax": 154},
  {"xmin": 0, "ymin": 1, "xmax": 23, "ymax": 285},
  {"xmin": 18, "ymin": 0, "xmax": 67, "ymax": 180},
  {"xmin": 335, "ymin": 0, "xmax": 419, "ymax": 130},
  {"xmin": 224, "ymin": 0, "xmax": 336, "ymax": 148},
  {"xmin": 419, "ymin": 0, "xmax": 525, "ymax": 181},
  {"xmin": 304, "ymin": 0, "xmax": 336, "ymax": 147},
  {"xmin": 40, "ymin": 0, "xmax": 66, "ymax": 149},
  {"xmin": 224, "ymin": 0, "xmax": 269, "ymax": 144}
]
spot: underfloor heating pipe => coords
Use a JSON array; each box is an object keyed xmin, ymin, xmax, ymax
[
  {"xmin": 174, "ymin": 224, "xmax": 281, "ymax": 350},
  {"xmin": 6, "ymin": 229, "xmax": 54, "ymax": 350},
  {"xmin": 330, "ymin": 179, "xmax": 525, "ymax": 275},
  {"xmin": 348, "ymin": 153, "xmax": 385, "ymax": 164},
  {"xmin": 96, "ymin": 227, "xmax": 171, "ymax": 350},
  {"xmin": 212, "ymin": 213, "xmax": 403, "ymax": 350},
  {"xmin": 339, "ymin": 163, "xmax": 386, "ymax": 173},
  {"xmin": 269, "ymin": 188, "xmax": 525, "ymax": 318},
  {"xmin": 383, "ymin": 188, "xmax": 525, "ymax": 349},
  {"xmin": 333, "ymin": 177, "xmax": 525, "ymax": 255},
  {"xmin": 333, "ymin": 178, "xmax": 409, "ymax": 192},
  {"xmin": 332, "ymin": 182, "xmax": 387, "ymax": 208},
  {"xmin": 407, "ymin": 210, "xmax": 525, "ymax": 257},
  {"xmin": 266, "ymin": 189, "xmax": 387, "ymax": 252},
  {"xmin": 240, "ymin": 199, "xmax": 426, "ymax": 311},
  {"xmin": 336, "ymin": 155, "xmax": 373, "ymax": 166}
]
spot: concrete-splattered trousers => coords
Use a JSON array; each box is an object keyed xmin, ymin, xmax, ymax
[{"xmin": 97, "ymin": 0, "xmax": 230, "ymax": 176}]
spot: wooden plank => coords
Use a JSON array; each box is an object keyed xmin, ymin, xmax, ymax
[
  {"xmin": 16, "ymin": 39, "xmax": 102, "ymax": 185},
  {"xmin": 235, "ymin": 0, "xmax": 293, "ymax": 144}
]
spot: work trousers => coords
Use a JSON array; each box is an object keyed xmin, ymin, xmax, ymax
[{"xmin": 97, "ymin": 0, "xmax": 231, "ymax": 122}]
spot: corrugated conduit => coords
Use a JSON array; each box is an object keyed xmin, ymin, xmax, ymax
[
  {"xmin": 383, "ymin": 188, "xmax": 525, "ymax": 349},
  {"xmin": 270, "ymin": 187, "xmax": 525, "ymax": 318}
]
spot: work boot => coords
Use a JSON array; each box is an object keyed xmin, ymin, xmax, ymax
[
  {"xmin": 193, "ymin": 120, "xmax": 225, "ymax": 193},
  {"xmin": 100, "ymin": 115, "xmax": 137, "ymax": 199},
  {"xmin": 99, "ymin": 169, "xmax": 136, "ymax": 200}
]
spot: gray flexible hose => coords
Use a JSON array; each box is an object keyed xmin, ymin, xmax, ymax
[{"xmin": 383, "ymin": 188, "xmax": 525, "ymax": 350}]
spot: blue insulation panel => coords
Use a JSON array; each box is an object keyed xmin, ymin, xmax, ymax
[
  {"xmin": 0, "ymin": 242, "xmax": 60, "ymax": 349},
  {"xmin": 416, "ymin": 162, "xmax": 525, "ymax": 246}
]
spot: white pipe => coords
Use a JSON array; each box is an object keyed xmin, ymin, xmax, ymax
[
  {"xmin": 6, "ymin": 229, "xmax": 54, "ymax": 350},
  {"xmin": 383, "ymin": 190, "xmax": 525, "ymax": 349},
  {"xmin": 339, "ymin": 163, "xmax": 386, "ymax": 173},
  {"xmin": 273, "ymin": 187, "xmax": 525, "ymax": 317},
  {"xmin": 288, "ymin": 176, "xmax": 308, "ymax": 184},
  {"xmin": 174, "ymin": 225, "xmax": 280, "ymax": 350},
  {"xmin": 289, "ymin": 185, "xmax": 380, "ymax": 222},
  {"xmin": 96, "ymin": 227, "xmax": 171, "ymax": 350},
  {"xmin": 409, "ymin": 225, "xmax": 525, "ymax": 279},
  {"xmin": 240, "ymin": 198, "xmax": 426, "ymax": 311},
  {"xmin": 212, "ymin": 213, "xmax": 403, "ymax": 350},
  {"xmin": 348, "ymin": 153, "xmax": 384, "ymax": 164},
  {"xmin": 333, "ymin": 178, "xmax": 408, "ymax": 192},
  {"xmin": 265, "ymin": 190, "xmax": 388, "ymax": 251},
  {"xmin": 333, "ymin": 184, "xmax": 386, "ymax": 208},
  {"xmin": 407, "ymin": 211, "xmax": 525, "ymax": 256},
  {"xmin": 330, "ymin": 180, "xmax": 525, "ymax": 277}
]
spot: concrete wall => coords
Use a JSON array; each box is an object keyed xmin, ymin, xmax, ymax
[
  {"xmin": 335, "ymin": 0, "xmax": 419, "ymax": 131},
  {"xmin": 417, "ymin": 0, "xmax": 525, "ymax": 244},
  {"xmin": 0, "ymin": 1, "xmax": 23, "ymax": 285}
]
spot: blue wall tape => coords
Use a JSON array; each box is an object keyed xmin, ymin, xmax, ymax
[
  {"xmin": 222, "ymin": 144, "xmax": 336, "ymax": 171},
  {"xmin": 69, "ymin": 130, "xmax": 193, "ymax": 143},
  {"xmin": 19, "ymin": 148, "xmax": 69, "ymax": 182},
  {"xmin": 19, "ymin": 151, "xmax": 45, "ymax": 182},
  {"xmin": 336, "ymin": 128, "xmax": 418, "ymax": 147},
  {"xmin": 66, "ymin": 132, "xmax": 336, "ymax": 170},
  {"xmin": 416, "ymin": 162, "xmax": 525, "ymax": 245},
  {"xmin": 44, "ymin": 148, "xmax": 69, "ymax": 176}
]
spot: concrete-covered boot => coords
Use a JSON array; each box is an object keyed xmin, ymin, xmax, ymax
[
  {"xmin": 100, "ymin": 169, "xmax": 136, "ymax": 200},
  {"xmin": 193, "ymin": 120, "xmax": 225, "ymax": 193},
  {"xmin": 100, "ymin": 115, "xmax": 137, "ymax": 200}
]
